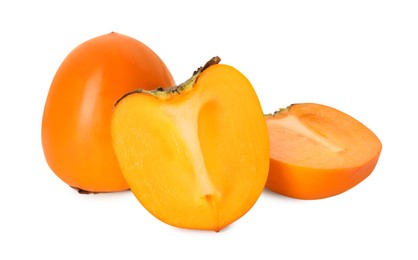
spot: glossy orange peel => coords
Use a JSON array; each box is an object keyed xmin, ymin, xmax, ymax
[{"xmin": 42, "ymin": 32, "xmax": 174, "ymax": 193}]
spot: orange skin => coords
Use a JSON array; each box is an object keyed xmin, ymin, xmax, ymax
[
  {"xmin": 42, "ymin": 32, "xmax": 175, "ymax": 193},
  {"xmin": 265, "ymin": 103, "xmax": 382, "ymax": 200}
]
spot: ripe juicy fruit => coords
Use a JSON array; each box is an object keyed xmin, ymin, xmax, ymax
[
  {"xmin": 265, "ymin": 103, "xmax": 382, "ymax": 200},
  {"xmin": 111, "ymin": 57, "xmax": 270, "ymax": 231},
  {"xmin": 42, "ymin": 32, "xmax": 175, "ymax": 193}
]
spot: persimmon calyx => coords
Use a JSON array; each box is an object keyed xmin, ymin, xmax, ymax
[
  {"xmin": 70, "ymin": 186, "xmax": 99, "ymax": 194},
  {"xmin": 264, "ymin": 106, "xmax": 290, "ymax": 117},
  {"xmin": 113, "ymin": 56, "xmax": 221, "ymax": 107}
]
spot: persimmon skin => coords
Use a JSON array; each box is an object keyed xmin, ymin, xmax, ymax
[
  {"xmin": 42, "ymin": 32, "xmax": 175, "ymax": 193},
  {"xmin": 267, "ymin": 155, "xmax": 381, "ymax": 199},
  {"xmin": 265, "ymin": 103, "xmax": 382, "ymax": 200}
]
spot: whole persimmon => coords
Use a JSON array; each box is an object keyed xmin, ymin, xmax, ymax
[{"xmin": 42, "ymin": 32, "xmax": 174, "ymax": 193}]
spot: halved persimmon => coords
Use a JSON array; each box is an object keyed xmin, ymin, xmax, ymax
[
  {"xmin": 42, "ymin": 32, "xmax": 174, "ymax": 193},
  {"xmin": 111, "ymin": 57, "xmax": 270, "ymax": 231},
  {"xmin": 265, "ymin": 103, "xmax": 382, "ymax": 200}
]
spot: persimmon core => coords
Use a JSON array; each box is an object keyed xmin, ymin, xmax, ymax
[
  {"xmin": 269, "ymin": 115, "xmax": 345, "ymax": 153},
  {"xmin": 164, "ymin": 97, "xmax": 220, "ymax": 200}
]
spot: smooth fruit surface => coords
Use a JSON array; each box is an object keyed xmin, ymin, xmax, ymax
[
  {"xmin": 42, "ymin": 32, "xmax": 175, "ymax": 193},
  {"xmin": 111, "ymin": 58, "xmax": 270, "ymax": 231},
  {"xmin": 265, "ymin": 103, "xmax": 382, "ymax": 199}
]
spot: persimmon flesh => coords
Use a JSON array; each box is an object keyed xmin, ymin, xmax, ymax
[
  {"xmin": 42, "ymin": 32, "xmax": 174, "ymax": 193},
  {"xmin": 111, "ymin": 57, "xmax": 270, "ymax": 231},
  {"xmin": 265, "ymin": 103, "xmax": 382, "ymax": 199}
]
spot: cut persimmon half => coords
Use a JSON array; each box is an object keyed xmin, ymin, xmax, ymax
[
  {"xmin": 111, "ymin": 57, "xmax": 269, "ymax": 231},
  {"xmin": 265, "ymin": 103, "xmax": 382, "ymax": 200}
]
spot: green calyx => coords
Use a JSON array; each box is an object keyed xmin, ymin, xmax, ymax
[{"xmin": 113, "ymin": 56, "xmax": 221, "ymax": 108}]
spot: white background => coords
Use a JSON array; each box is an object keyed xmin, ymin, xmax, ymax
[{"xmin": 1, "ymin": 0, "xmax": 417, "ymax": 259}]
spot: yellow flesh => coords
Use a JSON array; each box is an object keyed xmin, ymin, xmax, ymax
[
  {"xmin": 111, "ymin": 64, "xmax": 269, "ymax": 230},
  {"xmin": 267, "ymin": 104, "xmax": 381, "ymax": 169},
  {"xmin": 269, "ymin": 115, "xmax": 345, "ymax": 153}
]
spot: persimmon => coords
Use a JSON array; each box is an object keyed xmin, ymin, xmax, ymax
[
  {"xmin": 111, "ymin": 57, "xmax": 270, "ymax": 231},
  {"xmin": 265, "ymin": 103, "xmax": 382, "ymax": 200},
  {"xmin": 42, "ymin": 32, "xmax": 174, "ymax": 193}
]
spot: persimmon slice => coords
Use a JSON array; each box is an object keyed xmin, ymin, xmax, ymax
[
  {"xmin": 265, "ymin": 103, "xmax": 382, "ymax": 200},
  {"xmin": 111, "ymin": 57, "xmax": 269, "ymax": 231}
]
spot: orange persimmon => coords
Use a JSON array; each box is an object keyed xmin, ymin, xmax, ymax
[
  {"xmin": 265, "ymin": 103, "xmax": 382, "ymax": 200},
  {"xmin": 111, "ymin": 57, "xmax": 270, "ymax": 231},
  {"xmin": 42, "ymin": 32, "xmax": 174, "ymax": 193}
]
